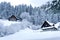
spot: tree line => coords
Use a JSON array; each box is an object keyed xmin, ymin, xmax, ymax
[{"xmin": 0, "ymin": 0, "xmax": 60, "ymax": 25}]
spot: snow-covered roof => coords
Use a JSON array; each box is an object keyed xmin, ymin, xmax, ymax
[{"xmin": 46, "ymin": 21, "xmax": 54, "ymax": 26}]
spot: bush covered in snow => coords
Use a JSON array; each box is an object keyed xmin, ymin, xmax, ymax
[{"xmin": 0, "ymin": 19, "xmax": 41, "ymax": 37}]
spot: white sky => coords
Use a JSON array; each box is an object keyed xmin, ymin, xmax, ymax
[{"xmin": 0, "ymin": 0, "xmax": 51, "ymax": 7}]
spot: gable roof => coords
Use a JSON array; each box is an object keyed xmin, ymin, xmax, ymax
[
  {"xmin": 41, "ymin": 21, "xmax": 53, "ymax": 28},
  {"xmin": 9, "ymin": 15, "xmax": 17, "ymax": 18}
]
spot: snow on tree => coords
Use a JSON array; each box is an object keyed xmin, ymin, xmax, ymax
[
  {"xmin": 20, "ymin": 12, "xmax": 31, "ymax": 21},
  {"xmin": 0, "ymin": 2, "xmax": 15, "ymax": 19},
  {"xmin": 0, "ymin": 1, "xmax": 60, "ymax": 25}
]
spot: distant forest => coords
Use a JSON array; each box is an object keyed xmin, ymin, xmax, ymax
[{"xmin": 0, "ymin": 0, "xmax": 60, "ymax": 25}]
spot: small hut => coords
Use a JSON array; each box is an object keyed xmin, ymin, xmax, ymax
[
  {"xmin": 41, "ymin": 21, "xmax": 57, "ymax": 31},
  {"xmin": 8, "ymin": 15, "xmax": 17, "ymax": 21},
  {"xmin": 41, "ymin": 21, "xmax": 51, "ymax": 28}
]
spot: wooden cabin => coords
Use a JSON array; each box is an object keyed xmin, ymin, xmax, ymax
[
  {"xmin": 41, "ymin": 21, "xmax": 57, "ymax": 31},
  {"xmin": 41, "ymin": 21, "xmax": 51, "ymax": 28},
  {"xmin": 8, "ymin": 15, "xmax": 22, "ymax": 21},
  {"xmin": 8, "ymin": 15, "xmax": 17, "ymax": 21}
]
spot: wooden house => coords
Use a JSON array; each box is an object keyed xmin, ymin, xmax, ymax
[
  {"xmin": 8, "ymin": 15, "xmax": 22, "ymax": 21},
  {"xmin": 41, "ymin": 21, "xmax": 57, "ymax": 31},
  {"xmin": 8, "ymin": 15, "xmax": 17, "ymax": 21}
]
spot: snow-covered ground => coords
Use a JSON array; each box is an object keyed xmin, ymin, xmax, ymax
[
  {"xmin": 0, "ymin": 19, "xmax": 60, "ymax": 40},
  {"xmin": 0, "ymin": 28, "xmax": 60, "ymax": 40}
]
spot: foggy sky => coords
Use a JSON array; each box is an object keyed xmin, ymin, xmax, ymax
[{"xmin": 0, "ymin": 0, "xmax": 51, "ymax": 7}]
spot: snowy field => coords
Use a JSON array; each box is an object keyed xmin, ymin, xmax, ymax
[
  {"xmin": 0, "ymin": 19, "xmax": 60, "ymax": 40},
  {"xmin": 0, "ymin": 29, "xmax": 60, "ymax": 40}
]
